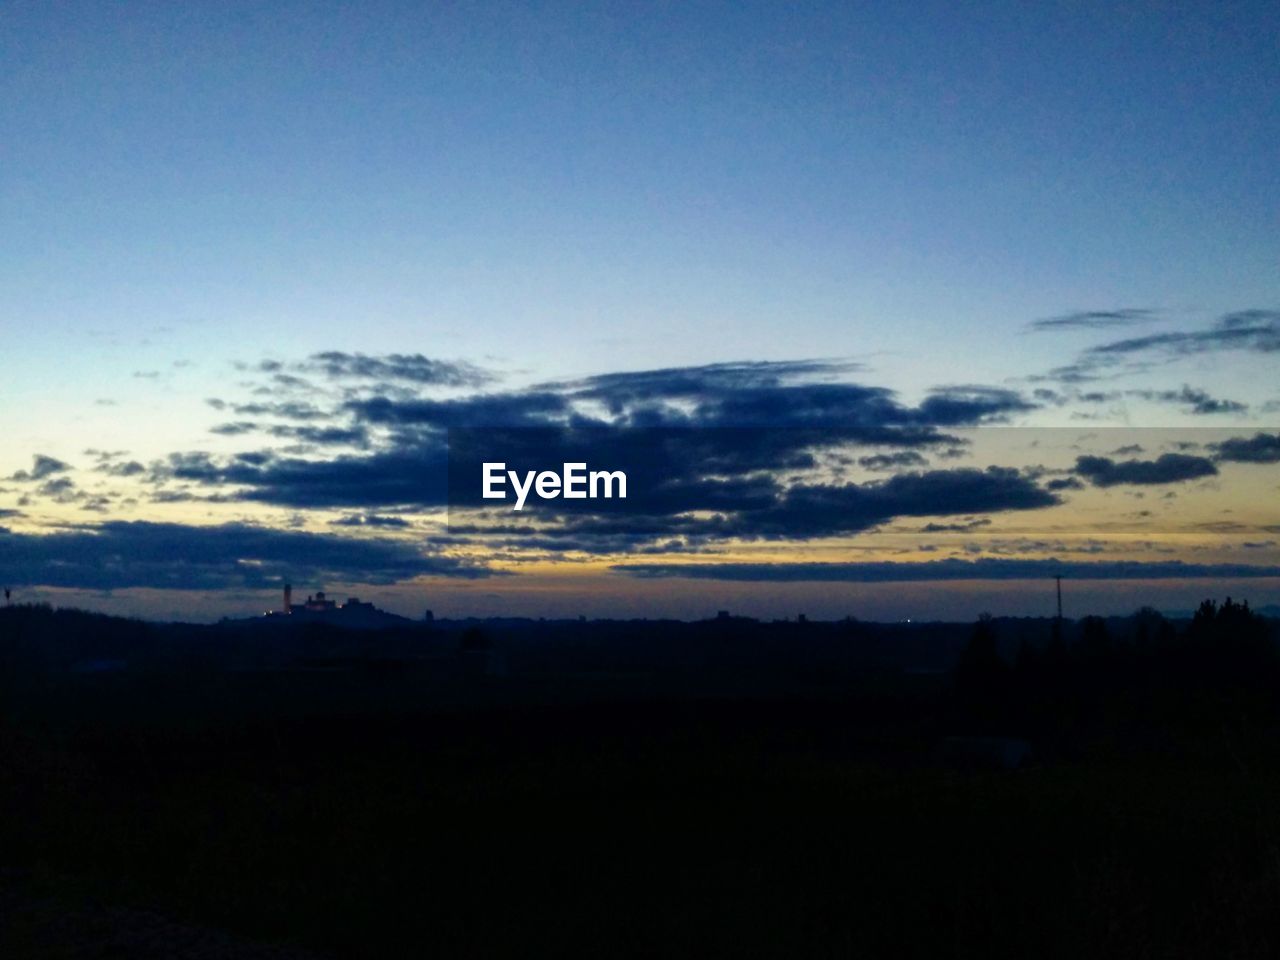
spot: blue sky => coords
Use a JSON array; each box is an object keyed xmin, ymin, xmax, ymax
[{"xmin": 1, "ymin": 2, "xmax": 1277, "ymax": 619}]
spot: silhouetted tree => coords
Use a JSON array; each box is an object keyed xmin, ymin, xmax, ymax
[
  {"xmin": 1079, "ymin": 616, "xmax": 1113, "ymax": 661},
  {"xmin": 1133, "ymin": 606, "xmax": 1174, "ymax": 652},
  {"xmin": 955, "ymin": 613, "xmax": 1013, "ymax": 731}
]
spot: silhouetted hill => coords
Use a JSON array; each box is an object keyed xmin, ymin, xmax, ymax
[{"xmin": 4, "ymin": 599, "xmax": 1280, "ymax": 957}]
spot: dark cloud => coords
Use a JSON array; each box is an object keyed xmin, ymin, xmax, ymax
[
  {"xmin": 331, "ymin": 514, "xmax": 412, "ymax": 528},
  {"xmin": 913, "ymin": 386, "xmax": 1037, "ymax": 425},
  {"xmin": 462, "ymin": 465, "xmax": 1059, "ymax": 551},
  {"xmin": 210, "ymin": 422, "xmax": 367, "ymax": 445},
  {"xmin": 1074, "ymin": 453, "xmax": 1219, "ymax": 487},
  {"xmin": 859, "ymin": 451, "xmax": 929, "ymax": 471},
  {"xmin": 736, "ymin": 468, "xmax": 1056, "ymax": 539},
  {"xmin": 210, "ymin": 421, "xmax": 258, "ymax": 436},
  {"xmin": 545, "ymin": 363, "xmax": 1032, "ymax": 429},
  {"xmin": 268, "ymin": 373, "xmax": 315, "ymax": 391},
  {"xmin": 1212, "ymin": 433, "xmax": 1280, "ymax": 465},
  {"xmin": 344, "ymin": 367, "xmax": 1029, "ymax": 460},
  {"xmin": 614, "ymin": 558, "xmax": 1280, "ymax": 582},
  {"xmin": 163, "ymin": 431, "xmax": 1061, "ymax": 550},
  {"xmin": 542, "ymin": 359, "xmax": 864, "ymax": 404},
  {"xmin": 1088, "ymin": 310, "xmax": 1280, "ymax": 359},
  {"xmin": 157, "ymin": 448, "xmax": 451, "ymax": 508},
  {"xmin": 36, "ymin": 477, "xmax": 79, "ymax": 503},
  {"xmin": 229, "ymin": 401, "xmax": 328, "ymax": 420},
  {"xmin": 140, "ymin": 360, "xmax": 1052, "ymax": 553},
  {"xmin": 98, "ymin": 460, "xmax": 146, "ymax": 478},
  {"xmin": 918, "ymin": 518, "xmax": 992, "ymax": 533},
  {"xmin": 265, "ymin": 424, "xmax": 369, "ymax": 446},
  {"xmin": 1130, "ymin": 385, "xmax": 1247, "ymax": 415},
  {"xmin": 1040, "ymin": 363, "xmax": 1104, "ymax": 385},
  {"xmin": 350, "ymin": 391, "xmax": 571, "ymax": 429},
  {"xmin": 306, "ymin": 352, "xmax": 491, "ymax": 387},
  {"xmin": 1027, "ymin": 309, "xmax": 1157, "ymax": 332},
  {"xmin": 0, "ymin": 521, "xmax": 492, "ymax": 590},
  {"xmin": 9, "ymin": 455, "xmax": 71, "ymax": 482},
  {"xmin": 1042, "ymin": 309, "xmax": 1280, "ymax": 383}
]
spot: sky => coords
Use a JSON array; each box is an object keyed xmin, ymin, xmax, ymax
[{"xmin": 1, "ymin": 1, "xmax": 1277, "ymax": 621}]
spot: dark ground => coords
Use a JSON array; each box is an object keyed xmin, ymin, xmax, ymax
[{"xmin": 3, "ymin": 603, "xmax": 1280, "ymax": 958}]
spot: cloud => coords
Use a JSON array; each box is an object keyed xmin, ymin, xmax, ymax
[
  {"xmin": 1212, "ymin": 432, "xmax": 1280, "ymax": 464},
  {"xmin": 1130, "ymin": 385, "xmax": 1247, "ymax": 415},
  {"xmin": 0, "ymin": 521, "xmax": 492, "ymax": 590},
  {"xmin": 157, "ymin": 448, "xmax": 452, "ymax": 508},
  {"xmin": 859, "ymin": 451, "xmax": 929, "ymax": 471},
  {"xmin": 542, "ymin": 359, "xmax": 864, "ymax": 404},
  {"xmin": 913, "ymin": 386, "xmax": 1037, "ymax": 425},
  {"xmin": 1074, "ymin": 453, "xmax": 1219, "ymax": 487},
  {"xmin": 1027, "ymin": 308, "xmax": 1157, "ymax": 332},
  {"xmin": 265, "ymin": 373, "xmax": 314, "ymax": 392},
  {"xmin": 1087, "ymin": 310, "xmax": 1280, "ymax": 360},
  {"xmin": 613, "ymin": 558, "xmax": 1280, "ymax": 582},
  {"xmin": 918, "ymin": 518, "xmax": 992, "ymax": 533},
  {"xmin": 306, "ymin": 352, "xmax": 492, "ymax": 387},
  {"xmin": 9, "ymin": 454, "xmax": 71, "ymax": 482},
  {"xmin": 1042, "ymin": 309, "xmax": 1280, "ymax": 383},
  {"xmin": 134, "ymin": 359, "xmax": 1055, "ymax": 553},
  {"xmin": 157, "ymin": 433, "xmax": 1061, "ymax": 548},
  {"xmin": 545, "ymin": 362, "xmax": 1033, "ymax": 429},
  {"xmin": 734, "ymin": 467, "xmax": 1057, "ymax": 539},
  {"xmin": 225, "ymin": 401, "xmax": 329, "ymax": 420},
  {"xmin": 38, "ymin": 476, "xmax": 78, "ymax": 498},
  {"xmin": 349, "ymin": 391, "xmax": 572, "ymax": 429},
  {"xmin": 331, "ymin": 514, "xmax": 412, "ymax": 528},
  {"xmin": 460, "ymin": 465, "xmax": 1060, "ymax": 553},
  {"xmin": 265, "ymin": 424, "xmax": 369, "ymax": 446},
  {"xmin": 210, "ymin": 421, "xmax": 258, "ymax": 436},
  {"xmin": 210, "ymin": 421, "xmax": 368, "ymax": 446}
]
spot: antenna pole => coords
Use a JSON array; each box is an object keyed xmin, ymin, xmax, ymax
[{"xmin": 1055, "ymin": 575, "xmax": 1063, "ymax": 621}]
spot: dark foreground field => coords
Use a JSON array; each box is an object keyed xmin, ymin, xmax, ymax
[{"xmin": 3, "ymin": 603, "xmax": 1280, "ymax": 958}]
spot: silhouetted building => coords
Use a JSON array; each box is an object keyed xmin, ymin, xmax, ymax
[
  {"xmin": 303, "ymin": 591, "xmax": 337, "ymax": 612},
  {"xmin": 254, "ymin": 587, "xmax": 414, "ymax": 630}
]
